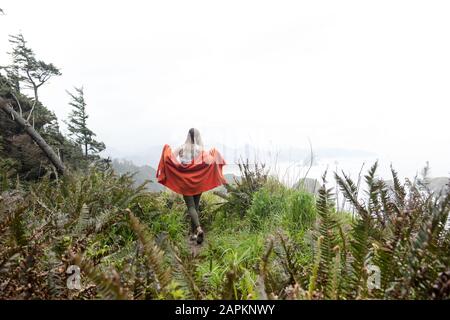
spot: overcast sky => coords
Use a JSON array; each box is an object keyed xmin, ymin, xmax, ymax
[{"xmin": 1, "ymin": 1, "xmax": 449, "ymax": 178}]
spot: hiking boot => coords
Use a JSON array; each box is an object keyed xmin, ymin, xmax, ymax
[
  {"xmin": 190, "ymin": 233, "xmax": 197, "ymax": 241},
  {"xmin": 196, "ymin": 226, "xmax": 204, "ymax": 244}
]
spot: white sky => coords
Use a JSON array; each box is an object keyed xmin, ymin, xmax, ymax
[{"xmin": 1, "ymin": 1, "xmax": 449, "ymax": 178}]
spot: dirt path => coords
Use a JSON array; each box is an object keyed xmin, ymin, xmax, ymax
[{"xmin": 187, "ymin": 235, "xmax": 206, "ymax": 258}]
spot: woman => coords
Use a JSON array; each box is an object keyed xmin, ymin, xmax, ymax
[
  {"xmin": 156, "ymin": 128, "xmax": 227, "ymax": 244},
  {"xmin": 173, "ymin": 128, "xmax": 205, "ymax": 243}
]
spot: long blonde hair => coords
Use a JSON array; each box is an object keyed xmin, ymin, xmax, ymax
[{"xmin": 182, "ymin": 128, "xmax": 204, "ymax": 161}]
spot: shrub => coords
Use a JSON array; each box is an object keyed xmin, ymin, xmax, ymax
[{"xmin": 216, "ymin": 159, "xmax": 268, "ymax": 217}]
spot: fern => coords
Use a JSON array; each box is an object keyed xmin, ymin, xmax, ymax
[
  {"xmin": 398, "ymin": 192, "xmax": 450, "ymax": 298},
  {"xmin": 314, "ymin": 172, "xmax": 341, "ymax": 298},
  {"xmin": 391, "ymin": 165, "xmax": 406, "ymax": 207},
  {"xmin": 256, "ymin": 237, "xmax": 273, "ymax": 300},
  {"xmin": 335, "ymin": 171, "xmax": 368, "ymax": 218},
  {"xmin": 127, "ymin": 209, "xmax": 172, "ymax": 298},
  {"xmin": 308, "ymin": 235, "xmax": 322, "ymax": 299},
  {"xmin": 73, "ymin": 203, "xmax": 90, "ymax": 236},
  {"xmin": 328, "ymin": 245, "xmax": 341, "ymax": 299},
  {"xmin": 73, "ymin": 254, "xmax": 129, "ymax": 300},
  {"xmin": 347, "ymin": 218, "xmax": 372, "ymax": 298},
  {"xmin": 167, "ymin": 242, "xmax": 203, "ymax": 299}
]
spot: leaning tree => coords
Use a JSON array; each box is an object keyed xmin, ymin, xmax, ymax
[{"xmin": 0, "ymin": 34, "xmax": 66, "ymax": 175}]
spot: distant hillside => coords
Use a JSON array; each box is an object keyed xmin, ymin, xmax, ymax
[{"xmin": 111, "ymin": 159, "xmax": 164, "ymax": 192}]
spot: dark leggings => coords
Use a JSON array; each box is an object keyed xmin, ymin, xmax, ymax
[{"xmin": 183, "ymin": 193, "xmax": 202, "ymax": 233}]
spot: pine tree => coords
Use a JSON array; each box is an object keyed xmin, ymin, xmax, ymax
[
  {"xmin": 1, "ymin": 33, "xmax": 61, "ymax": 121},
  {"xmin": 66, "ymin": 87, "xmax": 105, "ymax": 159}
]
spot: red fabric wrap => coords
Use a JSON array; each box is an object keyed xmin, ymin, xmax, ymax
[{"xmin": 156, "ymin": 144, "xmax": 227, "ymax": 196}]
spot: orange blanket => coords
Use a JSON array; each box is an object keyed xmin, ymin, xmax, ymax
[{"xmin": 156, "ymin": 144, "xmax": 227, "ymax": 196}]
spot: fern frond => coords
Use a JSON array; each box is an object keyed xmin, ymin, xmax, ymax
[
  {"xmin": 256, "ymin": 237, "xmax": 273, "ymax": 300},
  {"xmin": 73, "ymin": 254, "xmax": 129, "ymax": 300},
  {"xmin": 166, "ymin": 242, "xmax": 203, "ymax": 299},
  {"xmin": 280, "ymin": 233, "xmax": 299, "ymax": 280},
  {"xmin": 347, "ymin": 218, "xmax": 371, "ymax": 298},
  {"xmin": 308, "ymin": 235, "xmax": 322, "ymax": 299},
  {"xmin": 314, "ymin": 172, "xmax": 340, "ymax": 298},
  {"xmin": 127, "ymin": 209, "xmax": 172, "ymax": 297},
  {"xmin": 335, "ymin": 171, "xmax": 368, "ymax": 218},
  {"xmin": 73, "ymin": 203, "xmax": 91, "ymax": 236},
  {"xmin": 391, "ymin": 165, "xmax": 406, "ymax": 207},
  {"xmin": 328, "ymin": 245, "xmax": 341, "ymax": 299}
]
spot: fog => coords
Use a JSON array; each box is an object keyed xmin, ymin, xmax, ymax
[{"xmin": 1, "ymin": 0, "xmax": 449, "ymax": 180}]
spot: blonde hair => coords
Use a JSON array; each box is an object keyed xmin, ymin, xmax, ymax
[{"xmin": 182, "ymin": 128, "xmax": 204, "ymax": 161}]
